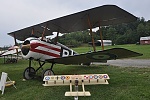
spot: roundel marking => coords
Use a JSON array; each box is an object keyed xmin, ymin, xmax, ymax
[
  {"xmin": 66, "ymin": 76, "xmax": 70, "ymax": 80},
  {"xmin": 61, "ymin": 76, "xmax": 65, "ymax": 80},
  {"xmin": 45, "ymin": 76, "xmax": 50, "ymax": 80},
  {"xmin": 99, "ymin": 75, "xmax": 103, "ymax": 79},
  {"xmin": 84, "ymin": 75, "xmax": 88, "ymax": 79},
  {"xmin": 103, "ymin": 75, "xmax": 108, "ymax": 79},
  {"xmin": 94, "ymin": 75, "xmax": 98, "ymax": 79},
  {"xmin": 89, "ymin": 75, "xmax": 93, "ymax": 79},
  {"xmin": 86, "ymin": 53, "xmax": 116, "ymax": 60}
]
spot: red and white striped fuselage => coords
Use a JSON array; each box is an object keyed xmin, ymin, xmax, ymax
[{"xmin": 21, "ymin": 37, "xmax": 77, "ymax": 61}]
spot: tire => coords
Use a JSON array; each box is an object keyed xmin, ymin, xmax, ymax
[
  {"xmin": 6, "ymin": 58, "xmax": 11, "ymax": 63},
  {"xmin": 42, "ymin": 69, "xmax": 54, "ymax": 80},
  {"xmin": 23, "ymin": 67, "xmax": 36, "ymax": 80}
]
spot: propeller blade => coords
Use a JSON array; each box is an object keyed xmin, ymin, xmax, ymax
[{"xmin": 21, "ymin": 44, "xmax": 31, "ymax": 48}]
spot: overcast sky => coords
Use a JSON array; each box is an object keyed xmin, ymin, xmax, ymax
[{"xmin": 0, "ymin": 0, "xmax": 150, "ymax": 47}]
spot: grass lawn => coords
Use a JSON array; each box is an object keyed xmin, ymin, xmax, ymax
[
  {"xmin": 0, "ymin": 58, "xmax": 150, "ymax": 100},
  {"xmin": 0, "ymin": 44, "xmax": 150, "ymax": 100},
  {"xmin": 73, "ymin": 44, "xmax": 150, "ymax": 59}
]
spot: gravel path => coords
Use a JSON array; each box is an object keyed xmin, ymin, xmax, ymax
[
  {"xmin": 94, "ymin": 59, "xmax": 150, "ymax": 68},
  {"xmin": 1, "ymin": 57, "xmax": 149, "ymax": 68}
]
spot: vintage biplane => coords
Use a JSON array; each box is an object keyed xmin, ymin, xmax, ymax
[
  {"xmin": 7, "ymin": 5, "xmax": 142, "ymax": 80},
  {"xmin": 1, "ymin": 46, "xmax": 21, "ymax": 63}
]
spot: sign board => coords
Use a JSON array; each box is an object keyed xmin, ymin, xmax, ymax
[
  {"xmin": 43, "ymin": 74, "xmax": 110, "ymax": 98},
  {"xmin": 0, "ymin": 72, "xmax": 8, "ymax": 95}
]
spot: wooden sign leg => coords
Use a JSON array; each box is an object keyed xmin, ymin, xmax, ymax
[{"xmin": 74, "ymin": 80, "xmax": 78, "ymax": 100}]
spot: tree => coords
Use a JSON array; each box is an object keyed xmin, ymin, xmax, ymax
[
  {"xmin": 137, "ymin": 23, "xmax": 145, "ymax": 37},
  {"xmin": 58, "ymin": 17, "xmax": 149, "ymax": 46},
  {"xmin": 106, "ymin": 27, "xmax": 117, "ymax": 45}
]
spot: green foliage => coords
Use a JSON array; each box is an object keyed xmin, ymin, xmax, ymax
[
  {"xmin": 58, "ymin": 31, "xmax": 91, "ymax": 47},
  {"xmin": 58, "ymin": 17, "xmax": 150, "ymax": 46}
]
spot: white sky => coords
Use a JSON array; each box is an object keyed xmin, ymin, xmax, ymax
[{"xmin": 0, "ymin": 0, "xmax": 150, "ymax": 47}]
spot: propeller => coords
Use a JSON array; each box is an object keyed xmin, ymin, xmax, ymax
[{"xmin": 21, "ymin": 40, "xmax": 31, "ymax": 56}]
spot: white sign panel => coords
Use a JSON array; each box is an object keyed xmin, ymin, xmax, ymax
[{"xmin": 0, "ymin": 72, "xmax": 7, "ymax": 95}]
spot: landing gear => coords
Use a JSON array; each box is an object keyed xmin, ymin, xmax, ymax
[
  {"xmin": 23, "ymin": 67, "xmax": 35, "ymax": 79},
  {"xmin": 23, "ymin": 58, "xmax": 55, "ymax": 80},
  {"xmin": 42, "ymin": 69, "xmax": 54, "ymax": 78},
  {"xmin": 42, "ymin": 63, "xmax": 55, "ymax": 79}
]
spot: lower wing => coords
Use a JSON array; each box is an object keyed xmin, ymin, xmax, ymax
[{"xmin": 46, "ymin": 48, "xmax": 142, "ymax": 65}]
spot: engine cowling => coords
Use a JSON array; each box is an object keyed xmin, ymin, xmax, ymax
[{"xmin": 21, "ymin": 37, "xmax": 41, "ymax": 60}]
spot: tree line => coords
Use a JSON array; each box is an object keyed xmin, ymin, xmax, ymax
[{"xmin": 57, "ymin": 17, "xmax": 150, "ymax": 47}]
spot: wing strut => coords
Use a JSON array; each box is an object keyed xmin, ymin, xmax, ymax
[
  {"xmin": 99, "ymin": 21, "xmax": 104, "ymax": 50},
  {"xmin": 55, "ymin": 31, "xmax": 59, "ymax": 44},
  {"xmin": 31, "ymin": 28, "xmax": 34, "ymax": 35},
  {"xmin": 13, "ymin": 33, "xmax": 19, "ymax": 59},
  {"xmin": 13, "ymin": 33, "xmax": 17, "ymax": 46},
  {"xmin": 87, "ymin": 15, "xmax": 96, "ymax": 52},
  {"xmin": 41, "ymin": 24, "xmax": 48, "ymax": 41}
]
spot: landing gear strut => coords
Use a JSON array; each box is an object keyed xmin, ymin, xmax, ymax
[
  {"xmin": 23, "ymin": 58, "xmax": 55, "ymax": 80},
  {"xmin": 42, "ymin": 63, "xmax": 55, "ymax": 79}
]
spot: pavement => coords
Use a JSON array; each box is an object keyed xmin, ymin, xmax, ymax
[{"xmin": 94, "ymin": 59, "xmax": 150, "ymax": 68}]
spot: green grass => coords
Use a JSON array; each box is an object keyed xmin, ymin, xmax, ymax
[
  {"xmin": 0, "ymin": 58, "xmax": 150, "ymax": 100},
  {"xmin": 73, "ymin": 44, "xmax": 150, "ymax": 59},
  {"xmin": 0, "ymin": 44, "xmax": 150, "ymax": 100}
]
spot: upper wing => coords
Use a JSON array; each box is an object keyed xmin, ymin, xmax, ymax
[
  {"xmin": 46, "ymin": 48, "xmax": 142, "ymax": 65},
  {"xmin": 8, "ymin": 5, "xmax": 137, "ymax": 41}
]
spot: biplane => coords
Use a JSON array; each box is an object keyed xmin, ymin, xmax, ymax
[
  {"xmin": 7, "ymin": 5, "xmax": 142, "ymax": 80},
  {"xmin": 0, "ymin": 50, "xmax": 5, "ymax": 56},
  {"xmin": 1, "ymin": 46, "xmax": 21, "ymax": 63}
]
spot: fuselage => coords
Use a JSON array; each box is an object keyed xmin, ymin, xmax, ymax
[{"xmin": 21, "ymin": 37, "xmax": 78, "ymax": 61}]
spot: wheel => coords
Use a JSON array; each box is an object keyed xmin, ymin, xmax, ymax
[
  {"xmin": 23, "ymin": 67, "xmax": 36, "ymax": 80},
  {"xmin": 6, "ymin": 58, "xmax": 11, "ymax": 63},
  {"xmin": 42, "ymin": 69, "xmax": 54, "ymax": 79},
  {"xmin": 11, "ymin": 58, "xmax": 17, "ymax": 63}
]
